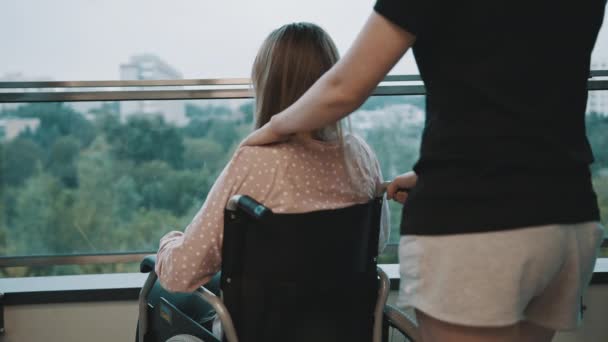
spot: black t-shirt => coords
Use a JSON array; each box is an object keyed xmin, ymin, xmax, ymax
[{"xmin": 374, "ymin": 0, "xmax": 606, "ymax": 235}]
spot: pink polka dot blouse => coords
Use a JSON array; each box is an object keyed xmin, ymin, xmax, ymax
[{"xmin": 155, "ymin": 133, "xmax": 390, "ymax": 292}]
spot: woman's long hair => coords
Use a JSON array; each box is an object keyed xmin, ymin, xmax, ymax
[
  {"xmin": 251, "ymin": 22, "xmax": 343, "ymax": 141},
  {"xmin": 251, "ymin": 23, "xmax": 376, "ymax": 199}
]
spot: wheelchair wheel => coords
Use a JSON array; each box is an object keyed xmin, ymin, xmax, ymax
[{"xmin": 165, "ymin": 335, "xmax": 205, "ymax": 342}]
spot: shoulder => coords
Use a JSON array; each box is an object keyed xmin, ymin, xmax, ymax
[{"xmin": 230, "ymin": 143, "xmax": 292, "ymax": 165}]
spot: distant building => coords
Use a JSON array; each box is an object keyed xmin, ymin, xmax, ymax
[
  {"xmin": 0, "ymin": 118, "xmax": 40, "ymax": 141},
  {"xmin": 0, "ymin": 75, "xmax": 43, "ymax": 139},
  {"xmin": 119, "ymin": 54, "xmax": 187, "ymax": 125},
  {"xmin": 588, "ymin": 60, "xmax": 608, "ymax": 115}
]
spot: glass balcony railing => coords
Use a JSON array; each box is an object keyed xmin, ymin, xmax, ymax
[{"xmin": 0, "ymin": 73, "xmax": 607, "ymax": 277}]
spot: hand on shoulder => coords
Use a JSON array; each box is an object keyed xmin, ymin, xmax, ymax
[{"xmin": 240, "ymin": 121, "xmax": 290, "ymax": 147}]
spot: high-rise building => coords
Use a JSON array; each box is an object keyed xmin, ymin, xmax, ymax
[
  {"xmin": 119, "ymin": 54, "xmax": 187, "ymax": 125},
  {"xmin": 120, "ymin": 53, "xmax": 183, "ymax": 81},
  {"xmin": 588, "ymin": 60, "xmax": 608, "ymax": 115}
]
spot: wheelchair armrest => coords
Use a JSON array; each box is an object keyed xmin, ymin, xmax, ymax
[
  {"xmin": 383, "ymin": 304, "xmax": 421, "ymax": 342},
  {"xmin": 140, "ymin": 254, "xmax": 157, "ymax": 273}
]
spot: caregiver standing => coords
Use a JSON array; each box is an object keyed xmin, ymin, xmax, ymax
[{"xmin": 243, "ymin": 1, "xmax": 607, "ymax": 341}]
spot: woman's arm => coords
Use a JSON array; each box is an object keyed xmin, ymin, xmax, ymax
[
  {"xmin": 242, "ymin": 12, "xmax": 415, "ymax": 146},
  {"xmin": 155, "ymin": 148, "xmax": 252, "ymax": 292}
]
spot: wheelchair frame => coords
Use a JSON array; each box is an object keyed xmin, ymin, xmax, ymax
[{"xmin": 138, "ymin": 195, "xmax": 420, "ymax": 342}]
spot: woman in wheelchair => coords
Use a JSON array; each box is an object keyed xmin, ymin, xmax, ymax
[{"xmin": 155, "ymin": 22, "xmax": 389, "ymax": 295}]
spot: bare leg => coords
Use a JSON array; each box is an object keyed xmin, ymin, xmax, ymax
[
  {"xmin": 519, "ymin": 321, "xmax": 555, "ymax": 342},
  {"xmin": 416, "ymin": 310, "xmax": 557, "ymax": 342},
  {"xmin": 416, "ymin": 310, "xmax": 519, "ymax": 342}
]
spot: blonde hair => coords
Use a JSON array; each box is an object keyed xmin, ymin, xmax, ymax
[{"xmin": 251, "ymin": 22, "xmax": 343, "ymax": 141}]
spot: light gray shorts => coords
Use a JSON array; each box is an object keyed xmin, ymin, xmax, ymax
[{"xmin": 397, "ymin": 222, "xmax": 604, "ymax": 331}]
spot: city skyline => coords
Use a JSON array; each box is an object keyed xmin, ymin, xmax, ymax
[
  {"xmin": 0, "ymin": 0, "xmax": 417, "ymax": 81},
  {"xmin": 2, "ymin": 0, "xmax": 607, "ymax": 81}
]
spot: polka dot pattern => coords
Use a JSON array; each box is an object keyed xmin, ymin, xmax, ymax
[{"xmin": 155, "ymin": 134, "xmax": 390, "ymax": 292}]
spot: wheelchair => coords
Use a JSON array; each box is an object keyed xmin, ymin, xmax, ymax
[{"xmin": 138, "ymin": 195, "xmax": 420, "ymax": 342}]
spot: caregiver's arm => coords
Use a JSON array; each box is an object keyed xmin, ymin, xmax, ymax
[{"xmin": 242, "ymin": 12, "xmax": 416, "ymax": 146}]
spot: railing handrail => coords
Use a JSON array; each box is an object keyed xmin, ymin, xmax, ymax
[
  {"xmin": 0, "ymin": 86, "xmax": 429, "ymax": 103},
  {"xmin": 0, "ymin": 71, "xmax": 606, "ymax": 90},
  {"xmin": 0, "ymin": 72, "xmax": 606, "ymax": 103},
  {"xmin": 0, "ymin": 252, "xmax": 155, "ymax": 268},
  {"xmin": 591, "ymin": 70, "xmax": 608, "ymax": 77},
  {"xmin": 0, "ymin": 75, "xmax": 424, "ymax": 89},
  {"xmin": 0, "ymin": 78, "xmax": 251, "ymax": 89}
]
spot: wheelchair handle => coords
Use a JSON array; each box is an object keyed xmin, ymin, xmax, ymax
[
  {"xmin": 227, "ymin": 195, "xmax": 271, "ymax": 220},
  {"xmin": 140, "ymin": 254, "xmax": 157, "ymax": 273}
]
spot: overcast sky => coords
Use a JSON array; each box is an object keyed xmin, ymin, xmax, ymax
[{"xmin": 1, "ymin": 0, "xmax": 607, "ymax": 81}]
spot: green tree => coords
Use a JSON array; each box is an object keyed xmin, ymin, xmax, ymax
[
  {"xmin": 11, "ymin": 174, "xmax": 77, "ymax": 254},
  {"xmin": 89, "ymin": 102, "xmax": 120, "ymax": 117},
  {"xmin": 185, "ymin": 103, "xmax": 232, "ymax": 120},
  {"xmin": 132, "ymin": 160, "xmax": 210, "ymax": 216},
  {"xmin": 111, "ymin": 175, "xmax": 143, "ymax": 222},
  {"xmin": 120, "ymin": 208, "xmax": 183, "ymax": 251},
  {"xmin": 47, "ymin": 136, "xmax": 80, "ymax": 187},
  {"xmin": 14, "ymin": 103, "xmax": 96, "ymax": 148},
  {"xmin": 183, "ymin": 137, "xmax": 226, "ymax": 172},
  {"xmin": 106, "ymin": 115, "xmax": 184, "ymax": 169},
  {"xmin": 1, "ymin": 138, "xmax": 43, "ymax": 186},
  {"xmin": 93, "ymin": 110, "xmax": 122, "ymax": 137},
  {"xmin": 74, "ymin": 145, "xmax": 132, "ymax": 252},
  {"xmin": 0, "ymin": 192, "xmax": 9, "ymax": 256},
  {"xmin": 205, "ymin": 120, "xmax": 245, "ymax": 149},
  {"xmin": 237, "ymin": 101, "xmax": 255, "ymax": 125},
  {"xmin": 353, "ymin": 113, "xmax": 423, "ymax": 180},
  {"xmin": 360, "ymin": 95, "xmax": 425, "ymax": 111}
]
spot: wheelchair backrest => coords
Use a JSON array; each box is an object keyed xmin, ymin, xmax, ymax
[{"xmin": 221, "ymin": 195, "xmax": 383, "ymax": 342}]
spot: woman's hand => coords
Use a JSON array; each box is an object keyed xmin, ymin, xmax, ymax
[
  {"xmin": 387, "ymin": 171, "xmax": 418, "ymax": 204},
  {"xmin": 240, "ymin": 121, "xmax": 290, "ymax": 147}
]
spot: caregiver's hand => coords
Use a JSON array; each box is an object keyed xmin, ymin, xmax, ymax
[
  {"xmin": 240, "ymin": 120, "xmax": 290, "ymax": 147},
  {"xmin": 387, "ymin": 171, "xmax": 418, "ymax": 204}
]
